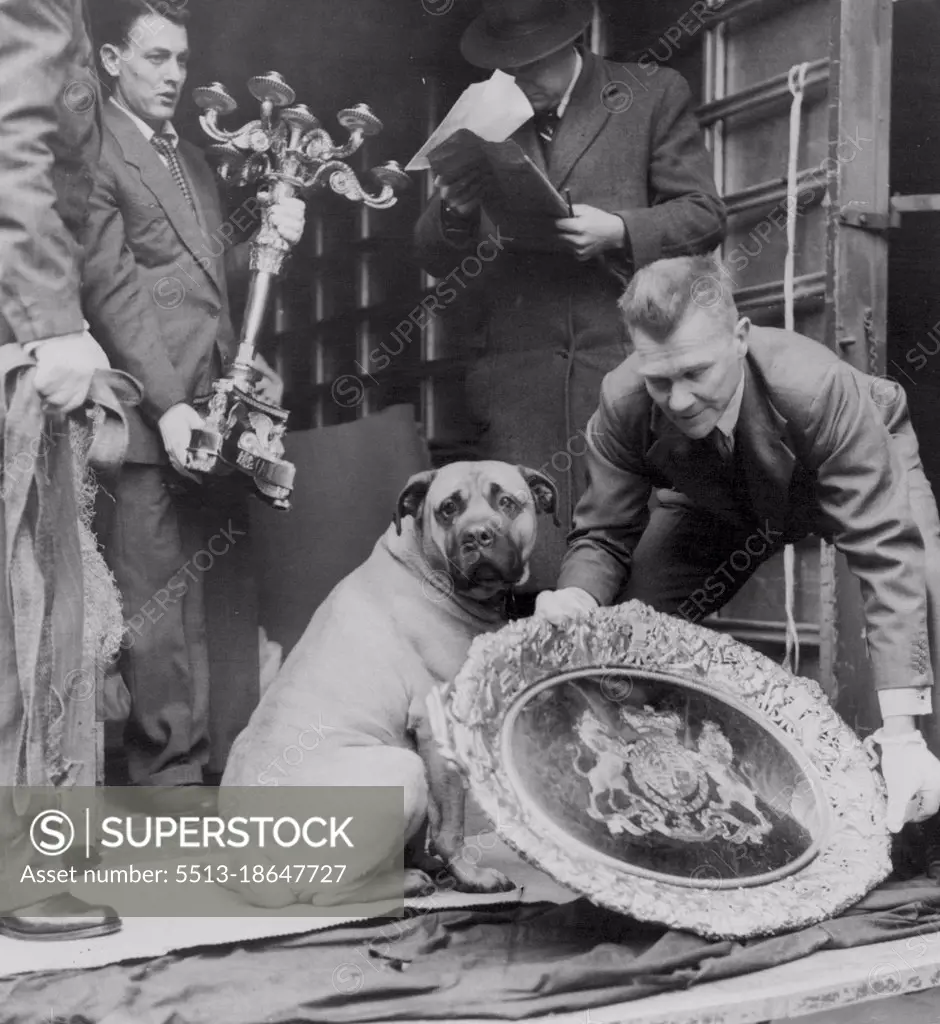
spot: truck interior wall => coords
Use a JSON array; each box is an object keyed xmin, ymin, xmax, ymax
[{"xmin": 888, "ymin": 0, "xmax": 940, "ymax": 502}]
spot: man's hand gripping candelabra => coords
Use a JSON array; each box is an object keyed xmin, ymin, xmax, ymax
[{"xmin": 187, "ymin": 72, "xmax": 409, "ymax": 509}]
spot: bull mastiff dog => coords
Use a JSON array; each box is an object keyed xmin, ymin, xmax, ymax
[{"xmin": 220, "ymin": 461, "xmax": 558, "ymax": 906}]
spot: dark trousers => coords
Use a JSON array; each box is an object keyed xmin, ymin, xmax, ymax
[{"xmin": 97, "ymin": 464, "xmax": 253, "ymax": 786}]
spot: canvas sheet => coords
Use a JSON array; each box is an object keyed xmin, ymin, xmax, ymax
[{"xmin": 4, "ymin": 839, "xmax": 940, "ymax": 1024}]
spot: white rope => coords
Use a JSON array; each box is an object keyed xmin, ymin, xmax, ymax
[{"xmin": 781, "ymin": 62, "xmax": 809, "ymax": 675}]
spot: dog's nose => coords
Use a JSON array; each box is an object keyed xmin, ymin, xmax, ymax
[{"xmin": 461, "ymin": 524, "xmax": 496, "ymax": 548}]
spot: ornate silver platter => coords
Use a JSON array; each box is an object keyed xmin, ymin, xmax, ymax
[{"xmin": 428, "ymin": 601, "xmax": 891, "ymax": 939}]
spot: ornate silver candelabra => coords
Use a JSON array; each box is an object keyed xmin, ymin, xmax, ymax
[{"xmin": 186, "ymin": 72, "xmax": 409, "ymax": 509}]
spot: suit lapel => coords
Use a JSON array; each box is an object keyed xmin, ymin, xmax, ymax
[
  {"xmin": 177, "ymin": 143, "xmax": 225, "ymax": 294},
  {"xmin": 735, "ymin": 363, "xmax": 796, "ymax": 532},
  {"xmin": 549, "ymin": 51, "xmax": 611, "ymax": 189},
  {"xmin": 513, "ymin": 121, "xmax": 550, "ymax": 177},
  {"xmin": 104, "ymin": 105, "xmax": 221, "ymax": 296}
]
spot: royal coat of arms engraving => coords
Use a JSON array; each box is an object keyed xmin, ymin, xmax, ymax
[{"xmin": 427, "ymin": 601, "xmax": 891, "ymax": 939}]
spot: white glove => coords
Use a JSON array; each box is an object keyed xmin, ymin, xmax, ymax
[
  {"xmin": 534, "ymin": 587, "xmax": 599, "ymax": 625},
  {"xmin": 873, "ymin": 729, "xmax": 940, "ymax": 832}
]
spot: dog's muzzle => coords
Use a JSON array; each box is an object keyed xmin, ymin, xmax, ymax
[{"xmin": 452, "ymin": 533, "xmax": 525, "ymax": 589}]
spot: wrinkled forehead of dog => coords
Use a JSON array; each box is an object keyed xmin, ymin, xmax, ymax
[{"xmin": 394, "ymin": 461, "xmax": 558, "ymax": 532}]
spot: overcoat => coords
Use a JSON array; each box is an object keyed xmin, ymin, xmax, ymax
[
  {"xmin": 415, "ymin": 51, "xmax": 726, "ymax": 588},
  {"xmin": 0, "ymin": 0, "xmax": 101, "ymax": 347}
]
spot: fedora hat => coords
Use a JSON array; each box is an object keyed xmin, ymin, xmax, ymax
[{"xmin": 460, "ymin": 0, "xmax": 594, "ymax": 70}]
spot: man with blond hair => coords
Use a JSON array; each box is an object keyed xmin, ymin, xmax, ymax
[{"xmin": 536, "ymin": 253, "xmax": 940, "ymax": 839}]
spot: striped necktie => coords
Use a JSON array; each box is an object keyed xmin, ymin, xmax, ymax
[{"xmin": 150, "ymin": 132, "xmax": 196, "ymax": 212}]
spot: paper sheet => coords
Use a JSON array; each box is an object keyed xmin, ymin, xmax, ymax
[{"xmin": 406, "ymin": 71, "xmax": 533, "ymax": 171}]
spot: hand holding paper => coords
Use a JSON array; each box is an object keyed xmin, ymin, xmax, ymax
[
  {"xmin": 434, "ymin": 168, "xmax": 485, "ymax": 217},
  {"xmin": 406, "ymin": 71, "xmax": 533, "ymax": 172}
]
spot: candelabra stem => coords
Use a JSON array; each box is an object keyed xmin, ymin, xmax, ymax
[
  {"xmin": 235, "ymin": 270, "xmax": 276, "ymax": 370},
  {"xmin": 188, "ymin": 76, "xmax": 407, "ymax": 511}
]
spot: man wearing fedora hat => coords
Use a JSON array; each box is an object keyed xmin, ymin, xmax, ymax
[{"xmin": 415, "ymin": 0, "xmax": 726, "ymax": 596}]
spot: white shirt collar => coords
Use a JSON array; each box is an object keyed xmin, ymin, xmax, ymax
[
  {"xmin": 556, "ymin": 49, "xmax": 583, "ymax": 118},
  {"xmin": 110, "ymin": 95, "xmax": 179, "ymax": 147},
  {"xmin": 716, "ymin": 369, "xmax": 746, "ymax": 439}
]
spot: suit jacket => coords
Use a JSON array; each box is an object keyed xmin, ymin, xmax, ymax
[
  {"xmin": 413, "ymin": 52, "xmax": 726, "ymax": 589},
  {"xmin": 81, "ymin": 102, "xmax": 238, "ymax": 463},
  {"xmin": 557, "ymin": 326, "xmax": 932, "ymax": 696},
  {"xmin": 0, "ymin": 0, "xmax": 101, "ymax": 346}
]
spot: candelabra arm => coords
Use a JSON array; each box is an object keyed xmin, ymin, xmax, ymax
[
  {"xmin": 188, "ymin": 75, "xmax": 408, "ymax": 511},
  {"xmin": 199, "ymin": 109, "xmax": 243, "ymax": 144},
  {"xmin": 302, "ymin": 127, "xmax": 335, "ymax": 151},
  {"xmin": 360, "ymin": 185, "xmax": 398, "ymax": 210},
  {"xmin": 329, "ymin": 131, "xmax": 365, "ymax": 161},
  {"xmin": 303, "ymin": 160, "xmax": 354, "ymax": 191}
]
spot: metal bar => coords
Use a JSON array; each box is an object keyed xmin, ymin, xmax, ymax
[
  {"xmin": 588, "ymin": 0, "xmax": 610, "ymax": 57},
  {"xmin": 703, "ymin": 14, "xmax": 726, "ymax": 194},
  {"xmin": 723, "ymin": 167, "xmax": 825, "ymax": 216},
  {"xmin": 704, "ymin": 624, "xmax": 822, "ymax": 647},
  {"xmin": 305, "ymin": 297, "xmax": 428, "ymax": 330},
  {"xmin": 310, "ymin": 356, "xmax": 466, "ymax": 397},
  {"xmin": 733, "ymin": 271, "xmax": 827, "ymax": 313},
  {"xmin": 702, "ymin": 0, "xmax": 818, "ymax": 26},
  {"xmin": 311, "ymin": 214, "xmax": 326, "ymax": 429},
  {"xmin": 421, "ymin": 75, "xmax": 443, "ymax": 441},
  {"xmin": 309, "ymin": 234, "xmax": 415, "ymax": 254},
  {"xmin": 707, "ymin": 616, "xmax": 821, "ymax": 636},
  {"xmin": 891, "ymin": 193, "xmax": 940, "ymax": 214},
  {"xmin": 355, "ymin": 200, "xmax": 373, "ymax": 419},
  {"xmin": 697, "ymin": 58, "xmax": 829, "ymax": 126},
  {"xmin": 823, "ymin": 0, "xmax": 894, "ymax": 733}
]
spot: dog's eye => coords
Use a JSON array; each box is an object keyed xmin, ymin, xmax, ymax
[
  {"xmin": 439, "ymin": 499, "xmax": 459, "ymax": 518},
  {"xmin": 497, "ymin": 494, "xmax": 519, "ymax": 514}
]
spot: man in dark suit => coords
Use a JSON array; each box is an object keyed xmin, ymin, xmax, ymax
[
  {"xmin": 414, "ymin": 0, "xmax": 725, "ymax": 593},
  {"xmin": 82, "ymin": 0, "xmax": 304, "ymax": 787},
  {"xmin": 536, "ymin": 253, "xmax": 940, "ymax": 835}
]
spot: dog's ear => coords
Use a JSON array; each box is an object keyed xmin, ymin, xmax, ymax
[
  {"xmin": 394, "ymin": 470, "xmax": 438, "ymax": 535},
  {"xmin": 518, "ymin": 466, "xmax": 560, "ymax": 527}
]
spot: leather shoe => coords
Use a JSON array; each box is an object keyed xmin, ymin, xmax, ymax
[
  {"xmin": 108, "ymin": 784, "xmax": 218, "ymax": 819},
  {"xmin": 0, "ymin": 892, "xmax": 121, "ymax": 941}
]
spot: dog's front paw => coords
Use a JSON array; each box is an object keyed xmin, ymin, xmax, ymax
[
  {"xmin": 447, "ymin": 861, "xmax": 516, "ymax": 894},
  {"xmin": 403, "ymin": 868, "xmax": 438, "ymax": 898}
]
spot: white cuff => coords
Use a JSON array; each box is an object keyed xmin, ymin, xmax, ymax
[{"xmin": 877, "ymin": 687, "xmax": 933, "ymax": 718}]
